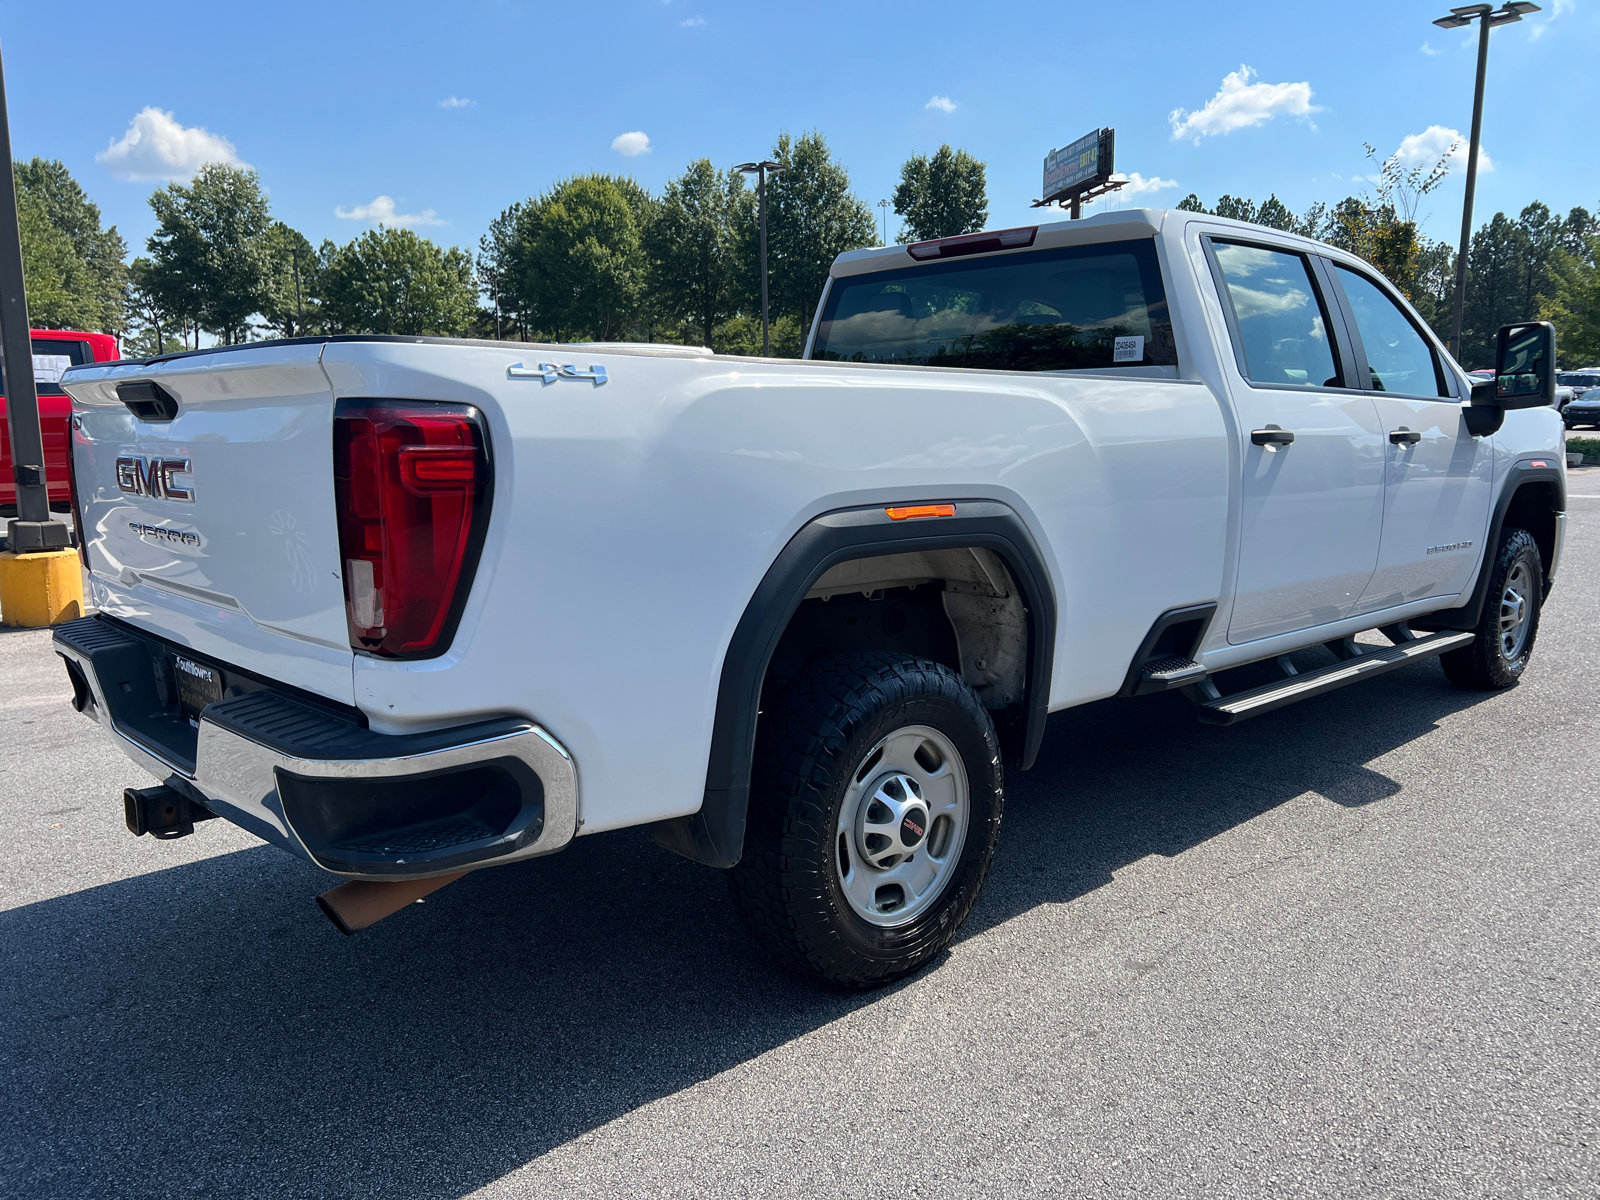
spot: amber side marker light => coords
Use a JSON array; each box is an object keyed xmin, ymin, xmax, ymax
[{"xmin": 886, "ymin": 503, "xmax": 956, "ymax": 520}]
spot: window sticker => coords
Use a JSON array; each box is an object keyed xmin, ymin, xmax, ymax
[
  {"xmin": 33, "ymin": 354, "xmax": 72, "ymax": 383},
  {"xmin": 1112, "ymin": 335, "xmax": 1145, "ymax": 363}
]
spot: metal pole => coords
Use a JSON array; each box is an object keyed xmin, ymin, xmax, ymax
[
  {"xmin": 1070, "ymin": 194, "xmax": 1082, "ymax": 220},
  {"xmin": 291, "ymin": 244, "xmax": 304, "ymax": 335},
  {"xmin": 0, "ymin": 39, "xmax": 66, "ymax": 551},
  {"xmin": 1449, "ymin": 11, "xmax": 1493, "ymax": 363},
  {"xmin": 759, "ymin": 166, "xmax": 770, "ymax": 357}
]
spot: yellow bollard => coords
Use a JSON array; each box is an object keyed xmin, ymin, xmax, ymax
[{"xmin": 0, "ymin": 549, "xmax": 85, "ymax": 627}]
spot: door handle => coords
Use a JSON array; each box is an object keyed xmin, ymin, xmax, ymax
[
  {"xmin": 1389, "ymin": 427, "xmax": 1422, "ymax": 445},
  {"xmin": 1251, "ymin": 425, "xmax": 1295, "ymax": 447}
]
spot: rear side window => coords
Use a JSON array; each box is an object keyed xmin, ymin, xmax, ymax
[
  {"xmin": 810, "ymin": 239, "xmax": 1177, "ymax": 373},
  {"xmin": 1334, "ymin": 267, "xmax": 1448, "ymax": 397},
  {"xmin": 1211, "ymin": 241, "xmax": 1341, "ymax": 389},
  {"xmin": 1, "ymin": 338, "xmax": 94, "ymax": 396}
]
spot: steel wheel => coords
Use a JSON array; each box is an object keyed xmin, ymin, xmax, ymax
[
  {"xmin": 835, "ymin": 724, "xmax": 969, "ymax": 927},
  {"xmin": 1498, "ymin": 558, "xmax": 1533, "ymax": 662}
]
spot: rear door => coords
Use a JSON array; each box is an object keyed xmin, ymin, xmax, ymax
[
  {"xmin": 1203, "ymin": 235, "xmax": 1385, "ymax": 644},
  {"xmin": 65, "ymin": 344, "xmax": 355, "ymax": 705},
  {"xmin": 1327, "ymin": 263, "xmax": 1493, "ymax": 610}
]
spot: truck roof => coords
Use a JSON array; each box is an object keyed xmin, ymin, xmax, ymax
[{"xmin": 828, "ymin": 207, "xmax": 1350, "ymax": 280}]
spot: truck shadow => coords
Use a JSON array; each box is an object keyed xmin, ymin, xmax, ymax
[{"xmin": 0, "ymin": 657, "xmax": 1490, "ymax": 1199}]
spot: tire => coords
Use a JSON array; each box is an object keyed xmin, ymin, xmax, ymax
[
  {"xmin": 729, "ymin": 651, "xmax": 1003, "ymax": 988},
  {"xmin": 1440, "ymin": 526, "xmax": 1543, "ymax": 690}
]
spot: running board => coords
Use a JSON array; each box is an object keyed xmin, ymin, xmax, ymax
[{"xmin": 1195, "ymin": 631, "xmax": 1474, "ymax": 726}]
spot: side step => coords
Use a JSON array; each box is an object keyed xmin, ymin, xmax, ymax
[{"xmin": 1195, "ymin": 630, "xmax": 1474, "ymax": 726}]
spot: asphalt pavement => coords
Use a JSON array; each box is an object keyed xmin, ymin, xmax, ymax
[{"xmin": 2, "ymin": 487, "xmax": 1597, "ymax": 1199}]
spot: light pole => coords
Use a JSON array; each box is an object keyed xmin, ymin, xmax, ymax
[
  {"xmin": 879, "ymin": 198, "xmax": 889, "ymax": 246},
  {"xmin": 1433, "ymin": 1, "xmax": 1539, "ymax": 363},
  {"xmin": 735, "ymin": 160, "xmax": 783, "ymax": 356},
  {"xmin": 0, "ymin": 39, "xmax": 66, "ymax": 553},
  {"xmin": 290, "ymin": 243, "xmax": 304, "ymax": 336}
]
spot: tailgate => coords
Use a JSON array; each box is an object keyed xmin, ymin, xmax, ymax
[{"xmin": 62, "ymin": 344, "xmax": 354, "ymax": 705}]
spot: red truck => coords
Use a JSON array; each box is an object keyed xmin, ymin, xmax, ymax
[{"xmin": 1, "ymin": 329, "xmax": 120, "ymax": 513}]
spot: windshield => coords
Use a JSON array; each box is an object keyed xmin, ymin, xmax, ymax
[
  {"xmin": 1558, "ymin": 373, "xmax": 1600, "ymax": 387},
  {"xmin": 810, "ymin": 239, "xmax": 1177, "ymax": 373}
]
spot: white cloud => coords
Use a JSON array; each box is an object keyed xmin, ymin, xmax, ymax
[
  {"xmin": 95, "ymin": 107, "xmax": 245, "ymax": 182},
  {"xmin": 439, "ymin": 96, "xmax": 474, "ymax": 109},
  {"xmin": 1393, "ymin": 125, "xmax": 1491, "ymax": 175},
  {"xmin": 1168, "ymin": 66, "xmax": 1320, "ymax": 142},
  {"xmin": 334, "ymin": 195, "xmax": 445, "ymax": 227},
  {"xmin": 679, "ymin": 15, "xmax": 705, "ymax": 25},
  {"xmin": 1112, "ymin": 172, "xmax": 1177, "ymax": 196},
  {"xmin": 925, "ymin": 95, "xmax": 957, "ymax": 114},
  {"xmin": 612, "ymin": 131, "xmax": 651, "ymax": 156},
  {"xmin": 1531, "ymin": 0, "xmax": 1574, "ymax": 39},
  {"xmin": 1420, "ymin": 40, "xmax": 1442, "ymax": 55}
]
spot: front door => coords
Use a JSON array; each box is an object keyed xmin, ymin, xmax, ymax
[
  {"xmin": 1207, "ymin": 238, "xmax": 1386, "ymax": 645},
  {"xmin": 1330, "ymin": 265, "xmax": 1494, "ymax": 611}
]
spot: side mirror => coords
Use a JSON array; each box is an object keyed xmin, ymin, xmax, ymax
[{"xmin": 1493, "ymin": 321, "xmax": 1557, "ymax": 410}]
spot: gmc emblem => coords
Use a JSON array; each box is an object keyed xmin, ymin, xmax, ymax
[{"xmin": 115, "ymin": 456, "xmax": 194, "ymax": 503}]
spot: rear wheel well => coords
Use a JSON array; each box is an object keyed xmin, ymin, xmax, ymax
[{"xmin": 763, "ymin": 546, "xmax": 1031, "ymax": 752}]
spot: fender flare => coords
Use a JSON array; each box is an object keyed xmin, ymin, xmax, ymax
[
  {"xmin": 1413, "ymin": 461, "xmax": 1567, "ymax": 632},
  {"xmin": 652, "ymin": 499, "xmax": 1058, "ymax": 868}
]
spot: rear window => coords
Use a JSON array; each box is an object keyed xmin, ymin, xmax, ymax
[
  {"xmin": 2, "ymin": 338, "xmax": 94, "ymax": 396},
  {"xmin": 809, "ymin": 239, "xmax": 1177, "ymax": 373}
]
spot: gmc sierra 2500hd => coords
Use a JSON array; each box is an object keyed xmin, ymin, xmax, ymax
[{"xmin": 53, "ymin": 209, "xmax": 1564, "ymax": 986}]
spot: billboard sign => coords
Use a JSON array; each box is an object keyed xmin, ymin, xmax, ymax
[{"xmin": 1042, "ymin": 129, "xmax": 1113, "ymax": 204}]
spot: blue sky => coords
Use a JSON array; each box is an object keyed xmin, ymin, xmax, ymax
[{"xmin": 6, "ymin": 0, "xmax": 1595, "ymax": 263}]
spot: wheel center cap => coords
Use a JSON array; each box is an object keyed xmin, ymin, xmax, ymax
[
  {"xmin": 856, "ymin": 773, "xmax": 931, "ymax": 869},
  {"xmin": 899, "ymin": 809, "xmax": 927, "ymax": 848}
]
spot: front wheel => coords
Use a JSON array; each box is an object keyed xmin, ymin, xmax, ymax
[
  {"xmin": 1440, "ymin": 526, "xmax": 1544, "ymax": 689},
  {"xmin": 729, "ymin": 651, "xmax": 1004, "ymax": 988}
]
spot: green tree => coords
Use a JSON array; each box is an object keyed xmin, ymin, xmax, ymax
[
  {"xmin": 1253, "ymin": 195, "xmax": 1297, "ymax": 232},
  {"xmin": 478, "ymin": 200, "xmax": 527, "ymax": 338},
  {"xmin": 144, "ymin": 163, "xmax": 273, "ymax": 345},
  {"xmin": 646, "ymin": 159, "xmax": 749, "ymax": 347},
  {"xmin": 1544, "ymin": 235, "xmax": 1600, "ymax": 366},
  {"xmin": 260, "ymin": 221, "xmax": 318, "ymax": 338},
  {"xmin": 14, "ymin": 157, "xmax": 127, "ymax": 331},
  {"xmin": 1212, "ymin": 194, "xmax": 1259, "ymax": 224},
  {"xmin": 320, "ymin": 227, "xmax": 477, "ymax": 336},
  {"xmin": 126, "ymin": 257, "xmax": 184, "ymax": 355},
  {"xmin": 17, "ymin": 189, "xmax": 89, "ymax": 328},
  {"xmin": 892, "ymin": 145, "xmax": 987, "ymax": 243},
  {"xmin": 755, "ymin": 130, "xmax": 876, "ymax": 342},
  {"xmin": 512, "ymin": 175, "xmax": 650, "ymax": 341},
  {"xmin": 1460, "ymin": 212, "xmax": 1527, "ymax": 367}
]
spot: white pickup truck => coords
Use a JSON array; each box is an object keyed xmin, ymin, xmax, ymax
[{"xmin": 54, "ymin": 209, "xmax": 1565, "ymax": 986}]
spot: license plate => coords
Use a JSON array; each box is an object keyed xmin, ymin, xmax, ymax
[{"xmin": 172, "ymin": 654, "xmax": 224, "ymax": 723}]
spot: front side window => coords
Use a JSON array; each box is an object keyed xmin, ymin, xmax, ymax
[
  {"xmin": 809, "ymin": 239, "xmax": 1177, "ymax": 373},
  {"xmin": 1334, "ymin": 266, "xmax": 1447, "ymax": 398},
  {"xmin": 1212, "ymin": 241, "xmax": 1341, "ymax": 389}
]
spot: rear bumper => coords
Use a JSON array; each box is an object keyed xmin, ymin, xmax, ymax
[{"xmin": 53, "ymin": 615, "xmax": 579, "ymax": 881}]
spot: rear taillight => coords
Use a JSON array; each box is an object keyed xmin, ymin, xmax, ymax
[
  {"xmin": 332, "ymin": 401, "xmax": 490, "ymax": 658},
  {"xmin": 67, "ymin": 419, "xmax": 88, "ymax": 571}
]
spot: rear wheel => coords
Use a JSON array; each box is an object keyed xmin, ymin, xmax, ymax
[
  {"xmin": 1440, "ymin": 526, "xmax": 1543, "ymax": 690},
  {"xmin": 729, "ymin": 651, "xmax": 1003, "ymax": 988}
]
